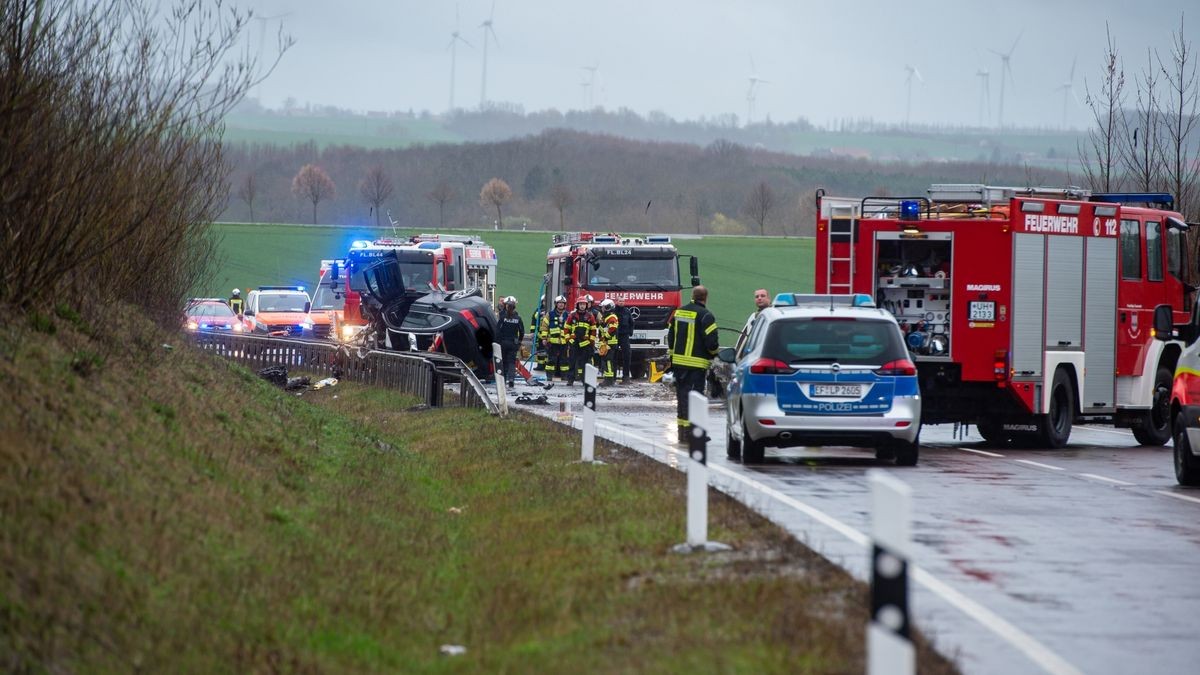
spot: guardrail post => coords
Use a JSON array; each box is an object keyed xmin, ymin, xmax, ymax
[
  {"xmin": 867, "ymin": 469, "xmax": 914, "ymax": 675},
  {"xmin": 672, "ymin": 391, "xmax": 730, "ymax": 554},
  {"xmin": 492, "ymin": 341, "xmax": 507, "ymax": 416},
  {"xmin": 581, "ymin": 363, "xmax": 598, "ymax": 462}
]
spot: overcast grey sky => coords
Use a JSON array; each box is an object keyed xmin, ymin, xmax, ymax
[{"xmin": 241, "ymin": 0, "xmax": 1197, "ymax": 129}]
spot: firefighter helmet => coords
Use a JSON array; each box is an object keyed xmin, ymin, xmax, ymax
[
  {"xmin": 575, "ymin": 298, "xmax": 588, "ymax": 308},
  {"xmin": 232, "ymin": 288, "xmax": 241, "ymax": 297},
  {"xmin": 600, "ymin": 299, "xmax": 615, "ymax": 311},
  {"xmin": 585, "ymin": 294, "xmax": 595, "ymax": 304},
  {"xmin": 554, "ymin": 295, "xmax": 566, "ymax": 304}
]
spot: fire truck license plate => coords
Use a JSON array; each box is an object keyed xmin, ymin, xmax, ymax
[
  {"xmin": 968, "ymin": 301, "xmax": 995, "ymax": 321},
  {"xmin": 810, "ymin": 384, "xmax": 861, "ymax": 398}
]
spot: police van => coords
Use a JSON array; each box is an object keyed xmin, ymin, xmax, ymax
[{"xmin": 719, "ymin": 293, "xmax": 921, "ymax": 465}]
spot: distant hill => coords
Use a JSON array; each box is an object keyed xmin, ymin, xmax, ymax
[{"xmin": 222, "ymin": 126, "xmax": 1069, "ymax": 234}]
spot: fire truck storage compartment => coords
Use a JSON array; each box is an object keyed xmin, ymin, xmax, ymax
[
  {"xmin": 1012, "ymin": 234, "xmax": 1045, "ymax": 378},
  {"xmin": 1083, "ymin": 237, "xmax": 1116, "ymax": 411},
  {"xmin": 874, "ymin": 232, "xmax": 952, "ymax": 358}
]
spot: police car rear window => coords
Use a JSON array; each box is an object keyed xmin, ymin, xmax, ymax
[{"xmin": 764, "ymin": 317, "xmax": 906, "ymax": 365}]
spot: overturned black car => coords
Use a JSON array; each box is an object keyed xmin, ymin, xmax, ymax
[{"xmin": 347, "ymin": 247, "xmax": 497, "ymax": 380}]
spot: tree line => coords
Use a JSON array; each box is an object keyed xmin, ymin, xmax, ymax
[{"xmin": 224, "ymin": 131, "xmax": 1056, "ymax": 235}]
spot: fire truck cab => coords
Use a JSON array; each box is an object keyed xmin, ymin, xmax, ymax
[
  {"xmin": 537, "ymin": 232, "xmax": 699, "ymax": 376},
  {"xmin": 816, "ymin": 184, "xmax": 1195, "ymax": 448}
]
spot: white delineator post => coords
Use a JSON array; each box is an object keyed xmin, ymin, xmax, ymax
[
  {"xmin": 672, "ymin": 390, "xmax": 730, "ymax": 554},
  {"xmin": 492, "ymin": 342, "xmax": 507, "ymax": 416},
  {"xmin": 581, "ymin": 363, "xmax": 598, "ymax": 462},
  {"xmin": 867, "ymin": 469, "xmax": 915, "ymax": 675}
]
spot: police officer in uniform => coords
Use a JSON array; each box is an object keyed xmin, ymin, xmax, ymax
[
  {"xmin": 539, "ymin": 295, "xmax": 570, "ymax": 381},
  {"xmin": 667, "ymin": 285, "xmax": 720, "ymax": 444},
  {"xmin": 615, "ymin": 296, "xmax": 634, "ymax": 383},
  {"xmin": 229, "ymin": 288, "xmax": 244, "ymax": 316},
  {"xmin": 496, "ymin": 295, "xmax": 525, "ymax": 387}
]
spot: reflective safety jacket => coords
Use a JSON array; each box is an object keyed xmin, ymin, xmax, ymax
[
  {"xmin": 601, "ymin": 311, "xmax": 619, "ymax": 345},
  {"xmin": 540, "ymin": 308, "xmax": 569, "ymax": 345},
  {"xmin": 229, "ymin": 297, "xmax": 243, "ymax": 314},
  {"xmin": 565, "ymin": 309, "xmax": 598, "ymax": 347},
  {"xmin": 667, "ymin": 301, "xmax": 719, "ymax": 369}
]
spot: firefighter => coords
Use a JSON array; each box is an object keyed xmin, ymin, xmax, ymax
[
  {"xmin": 599, "ymin": 299, "xmax": 620, "ymax": 386},
  {"xmin": 565, "ymin": 297, "xmax": 598, "ymax": 386},
  {"xmin": 667, "ymin": 285, "xmax": 720, "ymax": 444},
  {"xmin": 496, "ymin": 295, "xmax": 525, "ymax": 387},
  {"xmin": 585, "ymin": 294, "xmax": 603, "ymax": 369},
  {"xmin": 615, "ymin": 296, "xmax": 634, "ymax": 383},
  {"xmin": 229, "ymin": 288, "xmax": 244, "ymax": 316},
  {"xmin": 539, "ymin": 295, "xmax": 570, "ymax": 381}
]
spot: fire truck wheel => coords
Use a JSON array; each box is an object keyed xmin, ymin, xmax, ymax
[
  {"xmin": 1037, "ymin": 369, "xmax": 1075, "ymax": 449},
  {"xmin": 741, "ymin": 419, "xmax": 766, "ymax": 464},
  {"xmin": 1173, "ymin": 411, "xmax": 1200, "ymax": 486},
  {"xmin": 1133, "ymin": 366, "xmax": 1174, "ymax": 446},
  {"xmin": 975, "ymin": 421, "xmax": 1009, "ymax": 445}
]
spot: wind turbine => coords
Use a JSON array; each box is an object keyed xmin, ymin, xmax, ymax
[
  {"xmin": 251, "ymin": 12, "xmax": 292, "ymax": 104},
  {"xmin": 581, "ymin": 63, "xmax": 599, "ymax": 108},
  {"xmin": 479, "ymin": 0, "xmax": 499, "ymax": 108},
  {"xmin": 746, "ymin": 57, "xmax": 768, "ymax": 126},
  {"xmin": 990, "ymin": 31, "xmax": 1022, "ymax": 128},
  {"xmin": 1055, "ymin": 57, "xmax": 1080, "ymax": 129},
  {"xmin": 975, "ymin": 69, "xmax": 991, "ymax": 127},
  {"xmin": 447, "ymin": 5, "xmax": 472, "ymax": 111},
  {"xmin": 904, "ymin": 64, "xmax": 923, "ymax": 129}
]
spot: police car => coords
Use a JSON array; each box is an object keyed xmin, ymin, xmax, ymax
[{"xmin": 719, "ymin": 293, "xmax": 921, "ymax": 465}]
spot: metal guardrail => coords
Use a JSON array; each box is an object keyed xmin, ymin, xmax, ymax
[{"xmin": 189, "ymin": 332, "xmax": 497, "ymax": 413}]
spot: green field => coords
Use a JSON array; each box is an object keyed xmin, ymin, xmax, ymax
[{"xmin": 209, "ymin": 224, "xmax": 814, "ymax": 335}]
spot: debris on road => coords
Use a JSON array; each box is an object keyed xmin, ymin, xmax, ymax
[
  {"xmin": 256, "ymin": 365, "xmax": 288, "ymax": 387},
  {"xmin": 448, "ymin": 506, "xmax": 464, "ymax": 514},
  {"xmin": 439, "ymin": 644, "xmax": 467, "ymax": 656},
  {"xmin": 312, "ymin": 377, "xmax": 338, "ymax": 389},
  {"xmin": 285, "ymin": 376, "xmax": 310, "ymax": 391},
  {"xmin": 514, "ymin": 393, "xmax": 549, "ymax": 405}
]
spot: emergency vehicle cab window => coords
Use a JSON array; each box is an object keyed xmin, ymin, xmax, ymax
[
  {"xmin": 586, "ymin": 257, "xmax": 679, "ymax": 289},
  {"xmin": 1120, "ymin": 219, "xmax": 1141, "ymax": 279},
  {"xmin": 1168, "ymin": 228, "xmax": 1184, "ymax": 279},
  {"xmin": 186, "ymin": 302, "xmax": 236, "ymax": 318},
  {"xmin": 311, "ymin": 284, "xmax": 344, "ymax": 310},
  {"xmin": 259, "ymin": 294, "xmax": 308, "ymax": 313},
  {"xmin": 1146, "ymin": 221, "xmax": 1163, "ymax": 282}
]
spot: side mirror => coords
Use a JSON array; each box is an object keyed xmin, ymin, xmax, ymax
[
  {"xmin": 690, "ymin": 256, "xmax": 699, "ymax": 279},
  {"xmin": 304, "ymin": 301, "xmax": 311, "ymax": 313},
  {"xmin": 717, "ymin": 347, "xmax": 737, "ymax": 363},
  {"xmin": 330, "ymin": 262, "xmax": 340, "ymax": 282},
  {"xmin": 1153, "ymin": 305, "xmax": 1173, "ymax": 341}
]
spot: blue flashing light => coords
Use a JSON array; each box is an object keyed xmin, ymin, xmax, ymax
[
  {"xmin": 773, "ymin": 292, "xmax": 796, "ymax": 307},
  {"xmin": 350, "ymin": 240, "xmax": 372, "ymax": 249},
  {"xmin": 418, "ymin": 242, "xmax": 441, "ymax": 249},
  {"xmin": 899, "ymin": 200, "xmax": 920, "ymax": 221},
  {"xmin": 852, "ymin": 293, "xmax": 876, "ymax": 308},
  {"xmin": 593, "ymin": 235, "xmax": 620, "ymax": 243},
  {"xmin": 297, "ymin": 286, "xmax": 305, "ymax": 292},
  {"xmin": 646, "ymin": 235, "xmax": 672, "ymax": 244}
]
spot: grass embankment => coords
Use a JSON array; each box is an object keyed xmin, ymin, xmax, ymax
[
  {"xmin": 209, "ymin": 223, "xmax": 814, "ymax": 334},
  {"xmin": 0, "ymin": 308, "xmax": 957, "ymax": 673}
]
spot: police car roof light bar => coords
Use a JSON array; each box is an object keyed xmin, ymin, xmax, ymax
[{"xmin": 774, "ymin": 293, "xmax": 876, "ymax": 308}]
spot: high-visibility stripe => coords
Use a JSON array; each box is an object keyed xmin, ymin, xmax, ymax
[
  {"xmin": 705, "ymin": 322, "xmax": 717, "ymax": 335},
  {"xmin": 672, "ymin": 354, "xmax": 710, "ymax": 368}
]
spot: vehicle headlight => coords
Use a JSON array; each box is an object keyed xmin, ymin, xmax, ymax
[
  {"xmin": 186, "ymin": 321, "xmax": 198, "ymax": 330},
  {"xmin": 301, "ymin": 321, "xmax": 313, "ymax": 330},
  {"xmin": 232, "ymin": 323, "xmax": 243, "ymax": 332},
  {"xmin": 341, "ymin": 324, "xmax": 363, "ymax": 340}
]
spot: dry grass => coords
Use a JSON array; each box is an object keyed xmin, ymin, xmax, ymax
[{"xmin": 0, "ymin": 307, "xmax": 959, "ymax": 673}]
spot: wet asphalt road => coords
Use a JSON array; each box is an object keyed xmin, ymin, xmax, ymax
[{"xmin": 505, "ymin": 379, "xmax": 1200, "ymax": 675}]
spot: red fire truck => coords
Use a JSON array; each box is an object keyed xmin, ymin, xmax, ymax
[
  {"xmin": 537, "ymin": 232, "xmax": 699, "ymax": 376},
  {"xmin": 815, "ymin": 184, "xmax": 1195, "ymax": 448}
]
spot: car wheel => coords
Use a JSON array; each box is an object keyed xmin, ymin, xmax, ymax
[
  {"xmin": 726, "ymin": 423, "xmax": 742, "ymax": 460},
  {"xmin": 1134, "ymin": 366, "xmax": 1174, "ymax": 446},
  {"xmin": 1037, "ymin": 369, "xmax": 1074, "ymax": 449},
  {"xmin": 875, "ymin": 446, "xmax": 896, "ymax": 461},
  {"xmin": 893, "ymin": 439, "xmax": 920, "ymax": 466},
  {"xmin": 1174, "ymin": 410, "xmax": 1200, "ymax": 486},
  {"xmin": 741, "ymin": 418, "xmax": 766, "ymax": 464}
]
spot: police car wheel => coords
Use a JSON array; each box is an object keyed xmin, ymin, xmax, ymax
[
  {"xmin": 726, "ymin": 423, "xmax": 742, "ymax": 460},
  {"xmin": 1174, "ymin": 411, "xmax": 1200, "ymax": 486},
  {"xmin": 741, "ymin": 419, "xmax": 766, "ymax": 464},
  {"xmin": 875, "ymin": 446, "xmax": 896, "ymax": 461},
  {"xmin": 893, "ymin": 439, "xmax": 919, "ymax": 467}
]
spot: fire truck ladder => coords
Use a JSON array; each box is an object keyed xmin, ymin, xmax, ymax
[{"xmin": 826, "ymin": 204, "xmax": 857, "ymax": 294}]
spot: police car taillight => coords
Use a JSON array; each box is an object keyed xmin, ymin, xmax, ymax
[
  {"xmin": 874, "ymin": 359, "xmax": 916, "ymax": 377},
  {"xmin": 750, "ymin": 358, "xmax": 794, "ymax": 375}
]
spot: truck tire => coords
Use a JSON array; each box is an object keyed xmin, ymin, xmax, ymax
[
  {"xmin": 1133, "ymin": 366, "xmax": 1173, "ymax": 446},
  {"xmin": 1174, "ymin": 411, "xmax": 1200, "ymax": 486},
  {"xmin": 741, "ymin": 418, "xmax": 766, "ymax": 464},
  {"xmin": 1037, "ymin": 369, "xmax": 1074, "ymax": 449},
  {"xmin": 975, "ymin": 421, "xmax": 1009, "ymax": 445}
]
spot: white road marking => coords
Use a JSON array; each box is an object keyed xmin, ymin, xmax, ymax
[
  {"xmin": 957, "ymin": 447, "xmax": 1006, "ymax": 458},
  {"xmin": 1079, "ymin": 473, "xmax": 1135, "ymax": 486},
  {"xmin": 588, "ymin": 418, "xmax": 1083, "ymax": 675},
  {"xmin": 1015, "ymin": 459, "xmax": 1066, "ymax": 471},
  {"xmin": 1154, "ymin": 490, "xmax": 1200, "ymax": 505}
]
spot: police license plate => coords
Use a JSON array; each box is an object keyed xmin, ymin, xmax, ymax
[{"xmin": 810, "ymin": 384, "xmax": 861, "ymax": 398}]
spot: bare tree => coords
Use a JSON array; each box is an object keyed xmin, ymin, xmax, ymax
[
  {"xmin": 479, "ymin": 177, "xmax": 512, "ymax": 230},
  {"xmin": 359, "ymin": 165, "xmax": 394, "ymax": 227},
  {"xmin": 1121, "ymin": 50, "xmax": 1165, "ymax": 192},
  {"xmin": 743, "ymin": 181, "xmax": 776, "ymax": 237},
  {"xmin": 292, "ymin": 164, "xmax": 336, "ymax": 224},
  {"xmin": 1158, "ymin": 15, "xmax": 1200, "ymax": 220},
  {"xmin": 236, "ymin": 174, "xmax": 258, "ymax": 223},
  {"xmin": 426, "ymin": 179, "xmax": 457, "ymax": 228},
  {"xmin": 549, "ymin": 181, "xmax": 573, "ymax": 229},
  {"xmin": 692, "ymin": 193, "xmax": 711, "ymax": 235},
  {"xmin": 1081, "ymin": 24, "xmax": 1126, "ymax": 192}
]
